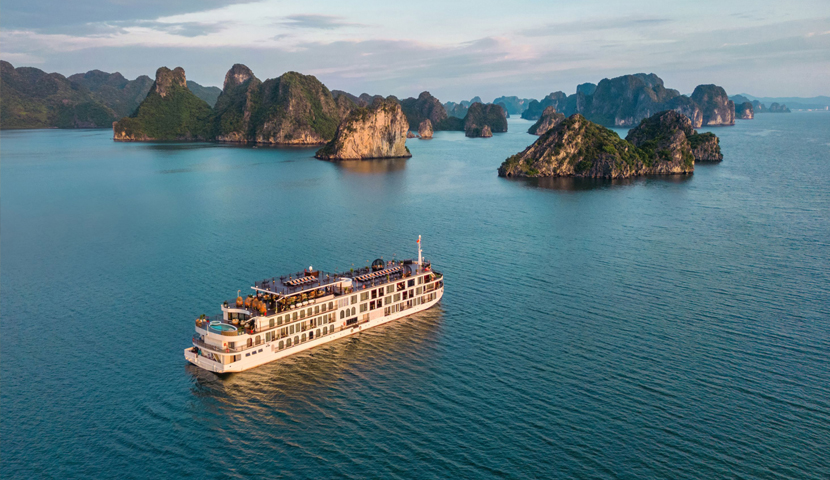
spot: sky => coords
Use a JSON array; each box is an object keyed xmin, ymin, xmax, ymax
[{"xmin": 2, "ymin": 0, "xmax": 829, "ymax": 101}]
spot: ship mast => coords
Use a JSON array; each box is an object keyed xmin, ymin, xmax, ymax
[{"xmin": 417, "ymin": 235, "xmax": 422, "ymax": 266}]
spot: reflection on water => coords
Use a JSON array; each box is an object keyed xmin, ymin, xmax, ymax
[
  {"xmin": 188, "ymin": 307, "xmax": 444, "ymax": 409},
  {"xmin": 508, "ymin": 174, "xmax": 693, "ymax": 191},
  {"xmin": 336, "ymin": 158, "xmax": 408, "ymax": 174}
]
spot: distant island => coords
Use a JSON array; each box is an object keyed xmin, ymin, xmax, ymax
[
  {"xmin": 108, "ymin": 63, "xmax": 512, "ymax": 148},
  {"xmin": 315, "ymin": 100, "xmax": 411, "ymax": 160},
  {"xmin": 498, "ymin": 110, "xmax": 721, "ymax": 179},
  {"xmin": 0, "ymin": 60, "xmax": 219, "ymax": 129},
  {"xmin": 730, "ymin": 95, "xmax": 791, "ymax": 113}
]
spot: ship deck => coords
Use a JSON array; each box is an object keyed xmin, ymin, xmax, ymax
[{"xmin": 224, "ymin": 260, "xmax": 436, "ymax": 311}]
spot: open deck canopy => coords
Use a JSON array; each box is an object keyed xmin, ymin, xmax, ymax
[{"xmin": 354, "ymin": 266, "xmax": 403, "ymax": 283}]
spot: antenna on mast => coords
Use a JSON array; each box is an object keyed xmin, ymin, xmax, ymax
[{"xmin": 417, "ymin": 235, "xmax": 422, "ymax": 266}]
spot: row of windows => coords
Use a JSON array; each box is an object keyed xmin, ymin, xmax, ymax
[
  {"xmin": 225, "ymin": 287, "xmax": 441, "ymax": 363},
  {"xmin": 277, "ymin": 325, "xmax": 333, "ymax": 351}
]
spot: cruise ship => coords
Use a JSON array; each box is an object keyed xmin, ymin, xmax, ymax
[{"xmin": 185, "ymin": 237, "xmax": 444, "ymax": 373}]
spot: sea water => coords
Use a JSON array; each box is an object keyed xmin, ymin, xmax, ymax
[{"xmin": 2, "ymin": 114, "xmax": 829, "ymax": 478}]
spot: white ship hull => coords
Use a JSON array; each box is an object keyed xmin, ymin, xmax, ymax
[{"xmin": 185, "ymin": 285, "xmax": 443, "ymax": 373}]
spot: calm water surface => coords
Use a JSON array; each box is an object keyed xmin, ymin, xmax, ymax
[{"xmin": 2, "ymin": 114, "xmax": 829, "ymax": 479}]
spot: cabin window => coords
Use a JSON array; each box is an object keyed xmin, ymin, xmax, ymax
[
  {"xmin": 417, "ymin": 287, "xmax": 423, "ymax": 295},
  {"xmin": 371, "ymin": 289, "xmax": 377, "ymax": 300},
  {"xmin": 394, "ymin": 293, "xmax": 401, "ymax": 302},
  {"xmin": 346, "ymin": 318, "xmax": 358, "ymax": 326},
  {"xmin": 340, "ymin": 310, "xmax": 345, "ymax": 319},
  {"xmin": 321, "ymin": 303, "xmax": 327, "ymax": 312},
  {"xmin": 408, "ymin": 279, "xmax": 415, "ymax": 287},
  {"xmin": 279, "ymin": 340, "xmax": 284, "ymax": 350},
  {"xmin": 385, "ymin": 296, "xmax": 392, "ymax": 305},
  {"xmin": 290, "ymin": 325, "xmax": 295, "ymax": 334},
  {"xmin": 351, "ymin": 295, "xmax": 357, "ymax": 305},
  {"xmin": 323, "ymin": 326, "xmax": 328, "ymax": 335},
  {"xmin": 309, "ymin": 331, "xmax": 314, "ymax": 340},
  {"xmin": 329, "ymin": 301, "xmax": 334, "ymax": 310},
  {"xmin": 361, "ymin": 292, "xmax": 369, "ymax": 301},
  {"xmin": 293, "ymin": 312, "xmax": 298, "ymax": 321},
  {"xmin": 316, "ymin": 329, "xmax": 321, "ymax": 337},
  {"xmin": 370, "ymin": 301, "xmax": 376, "ymax": 310},
  {"xmin": 387, "ymin": 285, "xmax": 394, "ymax": 294},
  {"xmin": 277, "ymin": 316, "xmax": 283, "ymax": 326},
  {"xmin": 246, "ymin": 353, "xmax": 250, "ymax": 357},
  {"xmin": 247, "ymin": 338, "xmax": 253, "ymax": 347},
  {"xmin": 351, "ymin": 307, "xmax": 356, "ymax": 316},
  {"xmin": 265, "ymin": 332, "xmax": 271, "ymax": 342},
  {"xmin": 270, "ymin": 318, "xmax": 275, "ymax": 328},
  {"xmin": 418, "ymin": 276, "xmax": 423, "ymax": 285},
  {"xmin": 294, "ymin": 336, "xmax": 299, "ymax": 345},
  {"xmin": 300, "ymin": 310, "xmax": 305, "ymax": 319},
  {"xmin": 301, "ymin": 333, "xmax": 306, "ymax": 342},
  {"xmin": 256, "ymin": 335, "xmax": 261, "ymax": 345},
  {"xmin": 315, "ymin": 306, "xmax": 320, "ymax": 314},
  {"xmin": 307, "ymin": 308, "xmax": 312, "ymax": 316},
  {"xmin": 286, "ymin": 338, "xmax": 292, "ymax": 347},
  {"xmin": 360, "ymin": 304, "xmax": 367, "ymax": 313}
]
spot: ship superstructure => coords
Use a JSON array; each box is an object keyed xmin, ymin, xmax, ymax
[{"xmin": 185, "ymin": 238, "xmax": 444, "ymax": 373}]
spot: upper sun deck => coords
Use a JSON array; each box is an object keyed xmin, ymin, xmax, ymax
[{"xmin": 223, "ymin": 259, "xmax": 438, "ymax": 312}]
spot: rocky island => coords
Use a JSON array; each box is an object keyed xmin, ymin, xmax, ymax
[
  {"xmin": 315, "ymin": 100, "xmax": 411, "ymax": 160},
  {"xmin": 418, "ymin": 119, "xmax": 433, "ymax": 139},
  {"xmin": 513, "ymin": 74, "xmax": 739, "ymax": 130},
  {"xmin": 688, "ymin": 132, "xmax": 723, "ymax": 161},
  {"xmin": 527, "ymin": 106, "xmax": 565, "ymax": 135},
  {"xmin": 464, "ymin": 103, "xmax": 507, "ymax": 138},
  {"xmin": 113, "ymin": 67, "xmax": 213, "ymax": 141},
  {"xmin": 735, "ymin": 101, "xmax": 754, "ymax": 119},
  {"xmin": 1, "ymin": 61, "xmax": 219, "ymax": 130},
  {"xmin": 498, "ymin": 110, "xmax": 721, "ymax": 179},
  {"xmin": 690, "ymin": 85, "xmax": 735, "ymax": 126}
]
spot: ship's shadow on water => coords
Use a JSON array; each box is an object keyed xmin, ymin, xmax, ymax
[
  {"xmin": 506, "ymin": 174, "xmax": 693, "ymax": 191},
  {"xmin": 186, "ymin": 306, "xmax": 444, "ymax": 406}
]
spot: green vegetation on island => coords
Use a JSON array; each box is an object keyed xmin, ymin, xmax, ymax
[{"xmin": 499, "ymin": 110, "xmax": 720, "ymax": 178}]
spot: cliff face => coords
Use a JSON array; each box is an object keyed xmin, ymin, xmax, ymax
[
  {"xmin": 499, "ymin": 111, "xmax": 709, "ymax": 179},
  {"xmin": 584, "ymin": 73, "xmax": 682, "ymax": 127},
  {"xmin": 624, "ymin": 110, "xmax": 696, "ymax": 174},
  {"xmin": 400, "ymin": 91, "xmax": 448, "ymax": 130},
  {"xmin": 212, "ymin": 64, "xmax": 262, "ymax": 142},
  {"xmin": 691, "ymin": 85, "xmax": 735, "ymax": 126},
  {"xmin": 464, "ymin": 103, "xmax": 507, "ymax": 138},
  {"xmin": 1, "ymin": 60, "xmax": 118, "ymax": 129},
  {"xmin": 315, "ymin": 100, "xmax": 411, "ymax": 160},
  {"xmin": 665, "ymin": 95, "xmax": 703, "ymax": 128},
  {"xmin": 689, "ymin": 132, "xmax": 723, "ymax": 161},
  {"xmin": 736, "ymin": 102, "xmax": 754, "ymax": 119},
  {"xmin": 527, "ymin": 106, "xmax": 565, "ymax": 135},
  {"xmin": 418, "ymin": 119, "xmax": 433, "ymax": 139},
  {"xmin": 253, "ymin": 72, "xmax": 354, "ymax": 145},
  {"xmin": 499, "ymin": 114, "xmax": 646, "ymax": 178},
  {"xmin": 768, "ymin": 102, "xmax": 791, "ymax": 113},
  {"xmin": 112, "ymin": 66, "xmax": 212, "ymax": 141}
]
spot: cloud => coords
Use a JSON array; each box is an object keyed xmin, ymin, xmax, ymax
[
  {"xmin": 521, "ymin": 16, "xmax": 672, "ymax": 37},
  {"xmin": 278, "ymin": 14, "xmax": 360, "ymax": 30}
]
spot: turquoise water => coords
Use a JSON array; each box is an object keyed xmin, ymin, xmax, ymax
[
  {"xmin": 2, "ymin": 114, "xmax": 829, "ymax": 479},
  {"xmin": 209, "ymin": 322, "xmax": 237, "ymax": 332}
]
